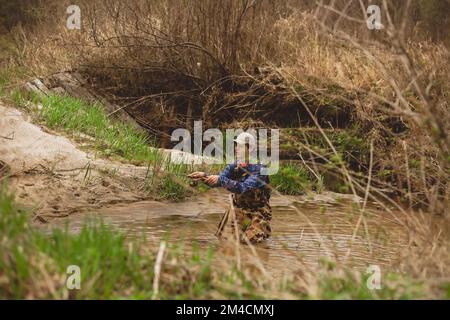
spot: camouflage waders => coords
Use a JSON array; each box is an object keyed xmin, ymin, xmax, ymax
[
  {"xmin": 216, "ymin": 166, "xmax": 272, "ymax": 244},
  {"xmin": 231, "ymin": 188, "xmax": 272, "ymax": 243}
]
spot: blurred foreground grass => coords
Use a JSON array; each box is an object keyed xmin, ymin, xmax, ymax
[{"xmin": 1, "ymin": 184, "xmax": 444, "ymax": 300}]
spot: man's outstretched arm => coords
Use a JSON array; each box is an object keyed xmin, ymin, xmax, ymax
[
  {"xmin": 202, "ymin": 164, "xmax": 235, "ymax": 187},
  {"xmin": 219, "ymin": 170, "xmax": 266, "ymax": 194}
]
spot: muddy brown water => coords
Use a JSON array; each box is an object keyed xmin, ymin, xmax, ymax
[{"xmin": 48, "ymin": 190, "xmax": 408, "ymax": 277}]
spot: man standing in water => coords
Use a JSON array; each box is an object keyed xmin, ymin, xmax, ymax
[{"xmin": 188, "ymin": 133, "xmax": 272, "ymax": 244}]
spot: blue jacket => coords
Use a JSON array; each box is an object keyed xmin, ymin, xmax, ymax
[{"xmin": 217, "ymin": 163, "xmax": 269, "ymax": 194}]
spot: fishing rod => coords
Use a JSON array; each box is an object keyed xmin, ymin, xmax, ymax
[{"xmin": 186, "ymin": 173, "xmax": 233, "ymax": 237}]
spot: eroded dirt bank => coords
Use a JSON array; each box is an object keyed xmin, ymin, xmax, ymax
[{"xmin": 0, "ymin": 104, "xmax": 152, "ymax": 222}]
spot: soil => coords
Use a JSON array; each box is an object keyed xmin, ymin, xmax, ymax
[{"xmin": 0, "ymin": 104, "xmax": 151, "ymax": 222}]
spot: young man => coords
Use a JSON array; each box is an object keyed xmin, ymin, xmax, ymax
[{"xmin": 188, "ymin": 133, "xmax": 272, "ymax": 244}]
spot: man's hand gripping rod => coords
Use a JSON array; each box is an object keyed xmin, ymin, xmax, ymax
[{"xmin": 187, "ymin": 173, "xmax": 209, "ymax": 187}]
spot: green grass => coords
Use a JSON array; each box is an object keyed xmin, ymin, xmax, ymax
[
  {"xmin": 151, "ymin": 162, "xmax": 194, "ymax": 201},
  {"xmin": 27, "ymin": 93, "xmax": 160, "ymax": 164},
  {"xmin": 281, "ymin": 127, "xmax": 370, "ymax": 171},
  {"xmin": 271, "ymin": 163, "xmax": 317, "ymax": 195}
]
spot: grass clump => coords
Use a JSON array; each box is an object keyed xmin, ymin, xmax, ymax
[
  {"xmin": 271, "ymin": 163, "xmax": 317, "ymax": 195},
  {"xmin": 34, "ymin": 94, "xmax": 160, "ymax": 164},
  {"xmin": 152, "ymin": 163, "xmax": 194, "ymax": 201}
]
